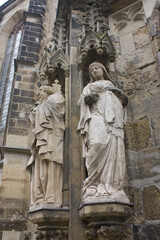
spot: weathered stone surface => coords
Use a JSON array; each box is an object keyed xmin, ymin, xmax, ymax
[
  {"xmin": 142, "ymin": 62, "xmax": 159, "ymax": 88},
  {"xmin": 0, "ymin": 219, "xmax": 27, "ymax": 231},
  {"xmin": 28, "ymin": 209, "xmax": 69, "ymax": 227},
  {"xmin": 126, "ymin": 147, "xmax": 160, "ymax": 185},
  {"xmin": 127, "ymin": 86, "xmax": 160, "ymax": 146},
  {"xmin": 117, "ymin": 70, "xmax": 143, "ymax": 95},
  {"xmin": 117, "ymin": 63, "xmax": 158, "ymax": 96},
  {"xmin": 146, "ymin": 224, "xmax": 160, "ymax": 240},
  {"xmin": 120, "ymin": 32, "xmax": 135, "ymax": 54},
  {"xmin": 133, "ymin": 225, "xmax": 146, "ymax": 240},
  {"xmin": 6, "ymin": 135, "xmax": 31, "ymax": 148},
  {"xmin": 133, "ymin": 224, "xmax": 160, "ymax": 240},
  {"xmin": 125, "ymin": 118, "xmax": 153, "ymax": 151},
  {"xmin": 35, "ymin": 229, "xmax": 68, "ymax": 240},
  {"xmin": 85, "ymin": 225, "xmax": 133, "ymax": 240},
  {"xmin": 132, "ymin": 44, "xmax": 155, "ymax": 70},
  {"xmin": 0, "ymin": 208, "xmax": 5, "ymax": 218},
  {"xmin": 5, "ymin": 207, "xmax": 25, "ymax": 219},
  {"xmin": 125, "ymin": 187, "xmax": 144, "ymax": 224},
  {"xmin": 134, "ymin": 26, "xmax": 150, "ymax": 49},
  {"xmin": 98, "ymin": 225, "xmax": 132, "ymax": 240},
  {"xmin": 143, "ymin": 185, "xmax": 160, "ymax": 220},
  {"xmin": 2, "ymin": 231, "xmax": 20, "ymax": 240},
  {"xmin": 69, "ymin": 63, "xmax": 84, "ymax": 240},
  {"xmin": 115, "ymin": 42, "xmax": 155, "ymax": 75},
  {"xmin": 79, "ymin": 203, "xmax": 132, "ymax": 224},
  {"xmin": 151, "ymin": 116, "xmax": 160, "ymax": 146}
]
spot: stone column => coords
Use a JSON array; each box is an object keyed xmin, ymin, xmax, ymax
[{"xmin": 63, "ymin": 69, "xmax": 70, "ymax": 208}]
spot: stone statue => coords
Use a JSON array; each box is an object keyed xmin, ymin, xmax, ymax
[
  {"xmin": 27, "ymin": 81, "xmax": 65, "ymax": 210},
  {"xmin": 77, "ymin": 62, "xmax": 129, "ymax": 203}
]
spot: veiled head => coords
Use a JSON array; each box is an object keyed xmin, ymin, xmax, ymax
[{"xmin": 89, "ymin": 62, "xmax": 112, "ymax": 83}]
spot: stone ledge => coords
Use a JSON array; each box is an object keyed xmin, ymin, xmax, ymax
[
  {"xmin": 79, "ymin": 202, "xmax": 132, "ymax": 225},
  {"xmin": 28, "ymin": 208, "xmax": 70, "ymax": 230},
  {"xmin": 23, "ymin": 11, "xmax": 43, "ymax": 22},
  {"xmin": 0, "ymin": 145, "xmax": 30, "ymax": 156},
  {"xmin": 0, "ymin": 218, "xmax": 27, "ymax": 231},
  {"xmin": 14, "ymin": 59, "xmax": 36, "ymax": 72}
]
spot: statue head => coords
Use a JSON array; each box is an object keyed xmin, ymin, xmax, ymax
[
  {"xmin": 37, "ymin": 81, "xmax": 62, "ymax": 102},
  {"xmin": 89, "ymin": 62, "xmax": 112, "ymax": 83},
  {"xmin": 37, "ymin": 86, "xmax": 54, "ymax": 102}
]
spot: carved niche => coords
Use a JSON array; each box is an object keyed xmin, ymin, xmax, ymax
[
  {"xmin": 38, "ymin": 18, "xmax": 69, "ymax": 93},
  {"xmin": 78, "ymin": 0, "xmax": 116, "ymax": 65}
]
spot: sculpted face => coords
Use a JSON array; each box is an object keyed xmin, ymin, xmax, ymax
[
  {"xmin": 90, "ymin": 65, "xmax": 104, "ymax": 81},
  {"xmin": 37, "ymin": 87, "xmax": 48, "ymax": 102}
]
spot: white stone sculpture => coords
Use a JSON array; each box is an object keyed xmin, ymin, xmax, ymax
[
  {"xmin": 27, "ymin": 81, "xmax": 65, "ymax": 210},
  {"xmin": 77, "ymin": 62, "xmax": 129, "ymax": 204}
]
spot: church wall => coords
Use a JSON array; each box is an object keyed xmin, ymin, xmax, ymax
[{"xmin": 108, "ymin": 1, "xmax": 160, "ymax": 239}]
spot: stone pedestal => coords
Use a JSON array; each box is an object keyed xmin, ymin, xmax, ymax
[
  {"xmin": 79, "ymin": 202, "xmax": 132, "ymax": 240},
  {"xmin": 28, "ymin": 208, "xmax": 69, "ymax": 240}
]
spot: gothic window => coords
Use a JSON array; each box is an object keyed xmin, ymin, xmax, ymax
[{"xmin": 0, "ymin": 21, "xmax": 23, "ymax": 135}]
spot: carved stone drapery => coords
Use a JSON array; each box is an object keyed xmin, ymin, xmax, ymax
[
  {"xmin": 77, "ymin": 61, "xmax": 131, "ymax": 239},
  {"xmin": 27, "ymin": 14, "xmax": 70, "ymax": 237},
  {"xmin": 27, "ymin": 83, "xmax": 65, "ymax": 210},
  {"xmin": 77, "ymin": 62, "xmax": 129, "ymax": 203}
]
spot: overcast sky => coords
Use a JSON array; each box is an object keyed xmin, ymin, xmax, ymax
[{"xmin": 0, "ymin": 0, "xmax": 8, "ymax": 6}]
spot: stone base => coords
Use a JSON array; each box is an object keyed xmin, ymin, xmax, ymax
[
  {"xmin": 79, "ymin": 202, "xmax": 132, "ymax": 224},
  {"xmin": 79, "ymin": 202, "xmax": 132, "ymax": 240},
  {"xmin": 28, "ymin": 208, "xmax": 69, "ymax": 240},
  {"xmin": 28, "ymin": 208, "xmax": 69, "ymax": 230}
]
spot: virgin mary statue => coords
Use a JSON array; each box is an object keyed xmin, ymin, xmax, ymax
[{"xmin": 77, "ymin": 62, "xmax": 129, "ymax": 203}]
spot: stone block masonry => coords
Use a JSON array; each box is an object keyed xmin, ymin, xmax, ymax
[
  {"xmin": 19, "ymin": 0, "xmax": 46, "ymax": 63},
  {"xmin": 6, "ymin": 0, "xmax": 47, "ymax": 147}
]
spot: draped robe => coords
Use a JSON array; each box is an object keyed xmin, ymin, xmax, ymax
[
  {"xmin": 77, "ymin": 80, "xmax": 129, "ymax": 202},
  {"xmin": 27, "ymin": 92, "xmax": 65, "ymax": 208}
]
